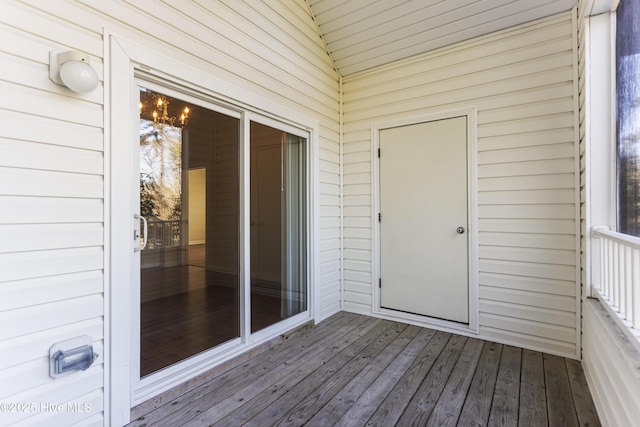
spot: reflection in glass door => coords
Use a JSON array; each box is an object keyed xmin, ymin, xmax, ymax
[{"xmin": 138, "ymin": 87, "xmax": 240, "ymax": 377}]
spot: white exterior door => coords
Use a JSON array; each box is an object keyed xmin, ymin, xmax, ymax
[{"xmin": 379, "ymin": 116, "xmax": 469, "ymax": 323}]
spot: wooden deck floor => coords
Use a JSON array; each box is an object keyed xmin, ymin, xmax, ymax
[{"xmin": 128, "ymin": 312, "xmax": 600, "ymax": 427}]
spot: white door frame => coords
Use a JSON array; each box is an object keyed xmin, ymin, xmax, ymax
[
  {"xmin": 371, "ymin": 107, "xmax": 479, "ymax": 334},
  {"xmin": 105, "ymin": 32, "xmax": 320, "ymax": 426}
]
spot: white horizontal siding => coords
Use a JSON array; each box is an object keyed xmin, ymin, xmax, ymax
[
  {"xmin": 0, "ymin": 295, "xmax": 103, "ymax": 341},
  {"xmin": 0, "ymin": 368, "xmax": 103, "ymax": 426},
  {"xmin": 1, "ymin": 3, "xmax": 106, "ymax": 417},
  {"xmin": 0, "ymin": 247, "xmax": 103, "ymax": 283},
  {"xmin": 0, "ymin": 81, "xmax": 103, "ymax": 127},
  {"xmin": 0, "ymin": 139, "xmax": 103, "ymax": 174},
  {"xmin": 342, "ymin": 11, "xmax": 580, "ymax": 357},
  {"xmin": 0, "ymin": 318, "xmax": 103, "ymax": 371},
  {"xmin": 0, "ymin": 224, "xmax": 103, "ymax": 253},
  {"xmin": 0, "ymin": 341, "xmax": 104, "ymax": 399},
  {"xmin": 0, "ymin": 271, "xmax": 103, "ymax": 312},
  {"xmin": 0, "ymin": 110, "xmax": 103, "ymax": 151},
  {"xmin": 1, "ymin": 0, "xmax": 340, "ymax": 425},
  {"xmin": 582, "ymin": 300, "xmax": 640, "ymax": 427},
  {"xmin": 0, "ymin": 168, "xmax": 103, "ymax": 198},
  {"xmin": 480, "ymin": 272, "xmax": 576, "ymax": 297},
  {"xmin": 0, "ymin": 197, "xmax": 103, "ymax": 224}
]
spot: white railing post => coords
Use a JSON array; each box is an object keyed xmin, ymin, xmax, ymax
[
  {"xmin": 634, "ymin": 249, "xmax": 640, "ymax": 330},
  {"xmin": 613, "ymin": 240, "xmax": 617, "ymax": 302},
  {"xmin": 606, "ymin": 238, "xmax": 612, "ymax": 299},
  {"xmin": 624, "ymin": 246, "xmax": 631, "ymax": 319}
]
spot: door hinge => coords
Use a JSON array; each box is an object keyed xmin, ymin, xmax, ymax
[
  {"xmin": 379, "ymin": 278, "xmax": 382, "ymax": 288},
  {"xmin": 378, "ymin": 148, "xmax": 381, "ymax": 158},
  {"xmin": 378, "ymin": 212, "xmax": 381, "ymax": 222}
]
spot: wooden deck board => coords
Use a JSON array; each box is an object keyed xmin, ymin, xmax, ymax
[
  {"xmin": 457, "ymin": 341, "xmax": 503, "ymax": 426},
  {"xmin": 212, "ymin": 320, "xmax": 400, "ymax": 427},
  {"xmin": 544, "ymin": 354, "xmax": 579, "ymax": 427},
  {"xmin": 304, "ymin": 325, "xmax": 422, "ymax": 426},
  {"xmin": 272, "ymin": 322, "xmax": 408, "ymax": 427},
  {"xmin": 519, "ymin": 350, "xmax": 548, "ymax": 427},
  {"xmin": 181, "ymin": 317, "xmax": 386, "ymax": 426},
  {"xmin": 426, "ymin": 338, "xmax": 484, "ymax": 427},
  {"xmin": 488, "ymin": 345, "xmax": 522, "ymax": 426},
  {"xmin": 332, "ymin": 327, "xmax": 437, "ymax": 426},
  {"xmin": 128, "ymin": 312, "xmax": 600, "ymax": 427},
  {"xmin": 130, "ymin": 312, "xmax": 361, "ymax": 426},
  {"xmin": 565, "ymin": 358, "xmax": 601, "ymax": 427},
  {"xmin": 366, "ymin": 330, "xmax": 452, "ymax": 426},
  {"xmin": 397, "ymin": 334, "xmax": 469, "ymax": 426}
]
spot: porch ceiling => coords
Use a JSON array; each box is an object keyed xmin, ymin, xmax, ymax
[{"xmin": 306, "ymin": 0, "xmax": 577, "ymax": 76}]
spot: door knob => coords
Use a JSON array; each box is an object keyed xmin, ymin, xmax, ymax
[{"xmin": 456, "ymin": 226, "xmax": 465, "ymax": 234}]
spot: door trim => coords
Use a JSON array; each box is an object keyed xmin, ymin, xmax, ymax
[
  {"xmin": 106, "ymin": 32, "xmax": 321, "ymax": 425},
  {"xmin": 371, "ymin": 107, "xmax": 479, "ymax": 334}
]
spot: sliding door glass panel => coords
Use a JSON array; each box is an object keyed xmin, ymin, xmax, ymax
[
  {"xmin": 250, "ymin": 122, "xmax": 307, "ymax": 332},
  {"xmin": 139, "ymin": 87, "xmax": 240, "ymax": 377}
]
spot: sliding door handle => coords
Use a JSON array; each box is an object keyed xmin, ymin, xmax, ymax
[{"xmin": 134, "ymin": 213, "xmax": 148, "ymax": 251}]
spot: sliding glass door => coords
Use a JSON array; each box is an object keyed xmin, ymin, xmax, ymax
[
  {"xmin": 136, "ymin": 86, "xmax": 308, "ymax": 379},
  {"xmin": 138, "ymin": 87, "xmax": 240, "ymax": 376},
  {"xmin": 250, "ymin": 122, "xmax": 307, "ymax": 332}
]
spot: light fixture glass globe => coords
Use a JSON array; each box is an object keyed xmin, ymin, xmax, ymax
[{"xmin": 59, "ymin": 60, "xmax": 99, "ymax": 93}]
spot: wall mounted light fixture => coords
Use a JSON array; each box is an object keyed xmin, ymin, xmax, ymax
[{"xmin": 49, "ymin": 50, "xmax": 99, "ymax": 93}]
